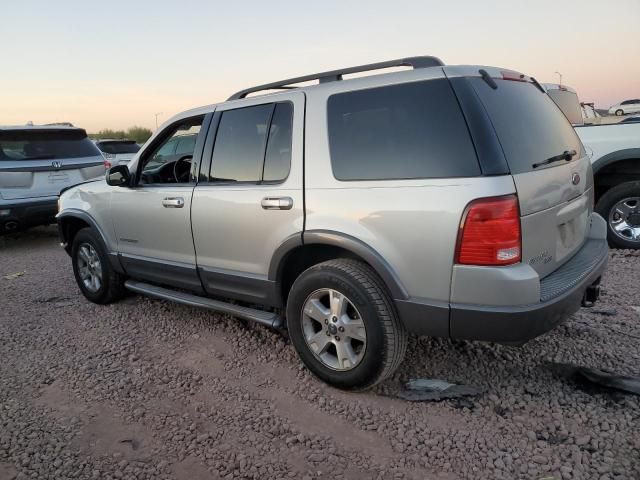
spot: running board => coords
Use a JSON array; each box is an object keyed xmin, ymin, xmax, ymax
[{"xmin": 124, "ymin": 280, "xmax": 283, "ymax": 329}]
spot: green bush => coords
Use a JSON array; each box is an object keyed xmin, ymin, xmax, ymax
[{"xmin": 89, "ymin": 126, "xmax": 153, "ymax": 144}]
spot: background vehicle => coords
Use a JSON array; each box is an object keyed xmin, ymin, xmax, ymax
[
  {"xmin": 94, "ymin": 139, "xmax": 141, "ymax": 167},
  {"xmin": 58, "ymin": 58, "xmax": 608, "ymax": 390},
  {"xmin": 608, "ymin": 99, "xmax": 640, "ymax": 116},
  {"xmin": 619, "ymin": 115, "xmax": 640, "ymax": 124},
  {"xmin": 544, "ymin": 84, "xmax": 640, "ymax": 249},
  {"xmin": 0, "ymin": 125, "xmax": 105, "ymax": 233}
]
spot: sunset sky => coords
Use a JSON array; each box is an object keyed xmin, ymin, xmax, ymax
[{"xmin": 2, "ymin": 0, "xmax": 639, "ymax": 132}]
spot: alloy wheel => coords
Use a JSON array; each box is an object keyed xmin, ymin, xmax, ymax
[
  {"xmin": 300, "ymin": 288, "xmax": 367, "ymax": 371},
  {"xmin": 609, "ymin": 196, "xmax": 640, "ymax": 244},
  {"xmin": 76, "ymin": 243, "xmax": 103, "ymax": 293}
]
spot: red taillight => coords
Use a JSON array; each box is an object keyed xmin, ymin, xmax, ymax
[
  {"xmin": 455, "ymin": 195, "xmax": 521, "ymax": 266},
  {"xmin": 103, "ymin": 159, "xmax": 112, "ymax": 169}
]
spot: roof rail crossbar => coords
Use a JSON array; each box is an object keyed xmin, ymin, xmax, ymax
[{"xmin": 227, "ymin": 56, "xmax": 444, "ymax": 100}]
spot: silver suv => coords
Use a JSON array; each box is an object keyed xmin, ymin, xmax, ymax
[
  {"xmin": 57, "ymin": 57, "xmax": 609, "ymax": 390},
  {"xmin": 1, "ymin": 125, "xmax": 105, "ymax": 233}
]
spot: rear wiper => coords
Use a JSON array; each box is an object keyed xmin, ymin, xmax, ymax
[{"xmin": 532, "ymin": 149, "xmax": 577, "ymax": 169}]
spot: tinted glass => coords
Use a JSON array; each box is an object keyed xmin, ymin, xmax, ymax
[
  {"xmin": 0, "ymin": 129, "xmax": 100, "ymax": 161},
  {"xmin": 143, "ymin": 119, "xmax": 202, "ymax": 173},
  {"xmin": 263, "ymin": 103, "xmax": 293, "ymax": 182},
  {"xmin": 469, "ymin": 78, "xmax": 583, "ymax": 174},
  {"xmin": 97, "ymin": 141, "xmax": 140, "ymax": 154},
  {"xmin": 327, "ymin": 79, "xmax": 479, "ymax": 180},
  {"xmin": 210, "ymin": 104, "xmax": 272, "ymax": 182},
  {"xmin": 176, "ymin": 134, "xmax": 197, "ymax": 155}
]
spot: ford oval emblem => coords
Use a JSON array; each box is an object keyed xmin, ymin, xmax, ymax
[
  {"xmin": 51, "ymin": 160, "xmax": 63, "ymax": 169},
  {"xmin": 571, "ymin": 172, "xmax": 580, "ymax": 185}
]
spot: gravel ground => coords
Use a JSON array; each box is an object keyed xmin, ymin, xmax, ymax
[{"xmin": 0, "ymin": 226, "xmax": 638, "ymax": 480}]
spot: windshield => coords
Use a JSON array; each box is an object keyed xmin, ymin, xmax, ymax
[
  {"xmin": 97, "ymin": 141, "xmax": 140, "ymax": 155},
  {"xmin": 0, "ymin": 129, "xmax": 101, "ymax": 161},
  {"xmin": 469, "ymin": 78, "xmax": 584, "ymax": 174}
]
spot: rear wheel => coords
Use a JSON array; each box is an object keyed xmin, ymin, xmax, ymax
[
  {"xmin": 286, "ymin": 259, "xmax": 407, "ymax": 390},
  {"xmin": 72, "ymin": 228, "xmax": 126, "ymax": 303},
  {"xmin": 596, "ymin": 181, "xmax": 640, "ymax": 249},
  {"xmin": 615, "ymin": 109, "xmax": 624, "ymax": 116}
]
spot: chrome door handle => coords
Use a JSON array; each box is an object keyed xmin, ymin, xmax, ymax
[
  {"xmin": 162, "ymin": 197, "xmax": 184, "ymax": 208},
  {"xmin": 261, "ymin": 196, "xmax": 293, "ymax": 210}
]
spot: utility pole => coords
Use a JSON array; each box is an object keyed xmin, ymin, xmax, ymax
[
  {"xmin": 154, "ymin": 112, "xmax": 163, "ymax": 130},
  {"xmin": 554, "ymin": 71, "xmax": 563, "ymax": 87}
]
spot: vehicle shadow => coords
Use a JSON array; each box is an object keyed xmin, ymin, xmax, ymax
[{"xmin": 0, "ymin": 225, "xmax": 59, "ymax": 250}]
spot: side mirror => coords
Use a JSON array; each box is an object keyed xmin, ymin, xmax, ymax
[{"xmin": 106, "ymin": 165, "xmax": 131, "ymax": 187}]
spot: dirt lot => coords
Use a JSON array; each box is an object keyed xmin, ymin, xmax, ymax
[{"xmin": 0, "ymin": 227, "xmax": 638, "ymax": 480}]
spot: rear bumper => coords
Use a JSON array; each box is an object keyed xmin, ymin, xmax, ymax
[
  {"xmin": 449, "ymin": 215, "xmax": 609, "ymax": 344},
  {"xmin": 0, "ymin": 196, "xmax": 58, "ymax": 232}
]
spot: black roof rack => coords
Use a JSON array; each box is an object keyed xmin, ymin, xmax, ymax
[{"xmin": 227, "ymin": 56, "xmax": 444, "ymax": 101}]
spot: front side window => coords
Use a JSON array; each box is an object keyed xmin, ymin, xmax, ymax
[
  {"xmin": 209, "ymin": 102, "xmax": 293, "ymax": 183},
  {"xmin": 327, "ymin": 79, "xmax": 479, "ymax": 181},
  {"xmin": 140, "ymin": 117, "xmax": 202, "ymax": 184}
]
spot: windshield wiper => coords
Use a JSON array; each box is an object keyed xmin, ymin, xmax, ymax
[{"xmin": 532, "ymin": 149, "xmax": 577, "ymax": 169}]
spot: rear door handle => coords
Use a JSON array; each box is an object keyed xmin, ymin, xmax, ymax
[
  {"xmin": 162, "ymin": 197, "xmax": 184, "ymax": 208},
  {"xmin": 261, "ymin": 196, "xmax": 293, "ymax": 210}
]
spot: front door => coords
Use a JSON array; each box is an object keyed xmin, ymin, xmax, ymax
[
  {"xmin": 191, "ymin": 93, "xmax": 304, "ymax": 306},
  {"xmin": 111, "ymin": 114, "xmax": 210, "ymax": 291}
]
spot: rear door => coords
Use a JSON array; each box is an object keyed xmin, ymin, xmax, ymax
[
  {"xmin": 191, "ymin": 93, "xmax": 304, "ymax": 305},
  {"xmin": 0, "ymin": 128, "xmax": 104, "ymax": 200},
  {"xmin": 465, "ymin": 73, "xmax": 592, "ymax": 277}
]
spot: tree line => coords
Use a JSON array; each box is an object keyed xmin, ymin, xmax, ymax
[{"xmin": 89, "ymin": 126, "xmax": 153, "ymax": 144}]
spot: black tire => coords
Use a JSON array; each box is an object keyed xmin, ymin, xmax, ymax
[
  {"xmin": 286, "ymin": 259, "xmax": 407, "ymax": 390},
  {"xmin": 71, "ymin": 227, "xmax": 126, "ymax": 304},
  {"xmin": 595, "ymin": 181, "xmax": 640, "ymax": 249},
  {"xmin": 615, "ymin": 109, "xmax": 624, "ymax": 116}
]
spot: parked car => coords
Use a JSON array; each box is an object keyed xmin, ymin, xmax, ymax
[
  {"xmin": 608, "ymin": 99, "xmax": 640, "ymax": 116},
  {"xmin": 543, "ymin": 84, "xmax": 640, "ymax": 249},
  {"xmin": 619, "ymin": 115, "xmax": 640, "ymax": 124},
  {"xmin": 58, "ymin": 57, "xmax": 608, "ymax": 390},
  {"xmin": 94, "ymin": 139, "xmax": 141, "ymax": 167},
  {"xmin": 0, "ymin": 125, "xmax": 105, "ymax": 233}
]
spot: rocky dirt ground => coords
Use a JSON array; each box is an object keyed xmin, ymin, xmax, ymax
[{"xmin": 0, "ymin": 226, "xmax": 638, "ymax": 480}]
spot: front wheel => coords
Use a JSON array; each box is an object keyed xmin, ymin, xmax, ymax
[
  {"xmin": 595, "ymin": 181, "xmax": 640, "ymax": 249},
  {"xmin": 615, "ymin": 109, "xmax": 624, "ymax": 116},
  {"xmin": 72, "ymin": 227, "xmax": 126, "ymax": 303},
  {"xmin": 286, "ymin": 259, "xmax": 407, "ymax": 390}
]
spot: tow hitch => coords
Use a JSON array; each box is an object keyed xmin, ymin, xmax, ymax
[{"xmin": 582, "ymin": 277, "xmax": 601, "ymax": 308}]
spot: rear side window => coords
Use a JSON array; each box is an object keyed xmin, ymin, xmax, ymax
[
  {"xmin": 327, "ymin": 79, "xmax": 480, "ymax": 181},
  {"xmin": 97, "ymin": 141, "xmax": 140, "ymax": 154},
  {"xmin": 209, "ymin": 102, "xmax": 293, "ymax": 183},
  {"xmin": 0, "ymin": 129, "xmax": 100, "ymax": 161},
  {"xmin": 470, "ymin": 78, "xmax": 584, "ymax": 174}
]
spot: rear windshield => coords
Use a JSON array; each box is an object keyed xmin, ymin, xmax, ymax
[
  {"xmin": 97, "ymin": 141, "xmax": 140, "ymax": 155},
  {"xmin": 327, "ymin": 79, "xmax": 480, "ymax": 180},
  {"xmin": 470, "ymin": 78, "xmax": 584, "ymax": 174},
  {"xmin": 0, "ymin": 129, "xmax": 101, "ymax": 161}
]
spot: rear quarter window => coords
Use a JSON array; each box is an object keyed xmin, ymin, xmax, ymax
[
  {"xmin": 470, "ymin": 78, "xmax": 584, "ymax": 174},
  {"xmin": 327, "ymin": 79, "xmax": 480, "ymax": 181}
]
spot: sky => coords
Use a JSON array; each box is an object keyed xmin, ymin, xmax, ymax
[{"xmin": 1, "ymin": 0, "xmax": 639, "ymax": 132}]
